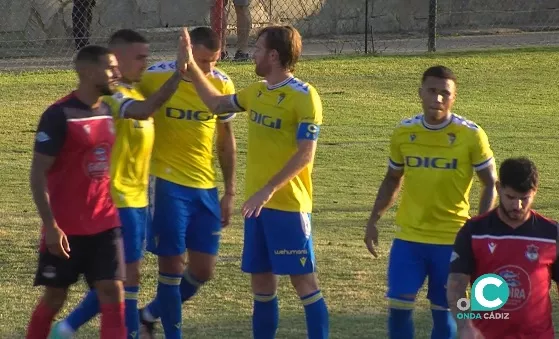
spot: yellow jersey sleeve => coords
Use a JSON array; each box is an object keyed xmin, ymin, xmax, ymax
[
  {"xmin": 388, "ymin": 126, "xmax": 404, "ymax": 170},
  {"xmin": 232, "ymin": 81, "xmax": 261, "ymax": 112},
  {"xmin": 217, "ymin": 78, "xmax": 237, "ymax": 123},
  {"xmin": 102, "ymin": 91, "xmax": 139, "ymax": 119},
  {"xmin": 470, "ymin": 126, "xmax": 494, "ymax": 171},
  {"xmin": 295, "ymin": 85, "xmax": 322, "ymax": 141}
]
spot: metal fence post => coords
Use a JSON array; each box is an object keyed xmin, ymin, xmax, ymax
[
  {"xmin": 365, "ymin": 0, "xmax": 370, "ymax": 53},
  {"xmin": 428, "ymin": 0, "xmax": 437, "ymax": 52}
]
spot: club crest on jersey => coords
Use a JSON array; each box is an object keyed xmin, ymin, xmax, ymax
[
  {"xmin": 448, "ymin": 132, "xmax": 456, "ymax": 144},
  {"xmin": 277, "ymin": 93, "xmax": 286, "ymax": 105},
  {"xmin": 83, "ymin": 124, "xmax": 91, "ymax": 134},
  {"xmin": 525, "ymin": 244, "xmax": 539, "ymax": 262},
  {"xmin": 409, "ymin": 133, "xmax": 416, "ymax": 142}
]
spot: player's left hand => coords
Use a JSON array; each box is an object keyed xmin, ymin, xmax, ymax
[
  {"xmin": 242, "ymin": 186, "xmax": 275, "ymax": 218},
  {"xmin": 220, "ymin": 193, "xmax": 235, "ymax": 228}
]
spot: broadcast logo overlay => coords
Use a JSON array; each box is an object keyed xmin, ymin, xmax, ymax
[{"xmin": 456, "ymin": 273, "xmax": 510, "ymax": 320}]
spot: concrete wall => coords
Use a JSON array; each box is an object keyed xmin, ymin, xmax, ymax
[{"xmin": 1, "ymin": 0, "xmax": 558, "ymax": 46}]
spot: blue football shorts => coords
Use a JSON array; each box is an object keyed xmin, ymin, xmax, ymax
[
  {"xmin": 241, "ymin": 207, "xmax": 316, "ymax": 275},
  {"xmin": 147, "ymin": 176, "xmax": 221, "ymax": 257},
  {"xmin": 118, "ymin": 207, "xmax": 149, "ymax": 263},
  {"xmin": 386, "ymin": 238, "xmax": 454, "ymax": 308}
]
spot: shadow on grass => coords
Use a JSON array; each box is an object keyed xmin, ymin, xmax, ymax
[{"xmin": 3, "ymin": 309, "xmax": 437, "ymax": 339}]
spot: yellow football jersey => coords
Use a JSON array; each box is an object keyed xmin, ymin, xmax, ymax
[
  {"xmin": 103, "ymin": 83, "xmax": 154, "ymax": 208},
  {"xmin": 139, "ymin": 61, "xmax": 236, "ymax": 188},
  {"xmin": 389, "ymin": 113, "xmax": 494, "ymax": 245},
  {"xmin": 232, "ymin": 77, "xmax": 323, "ymax": 213}
]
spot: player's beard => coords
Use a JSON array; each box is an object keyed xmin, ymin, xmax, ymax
[
  {"xmin": 255, "ymin": 62, "xmax": 269, "ymax": 77},
  {"xmin": 499, "ymin": 200, "xmax": 529, "ymax": 222}
]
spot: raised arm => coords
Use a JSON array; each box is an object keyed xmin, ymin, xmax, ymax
[
  {"xmin": 180, "ymin": 30, "xmax": 242, "ymax": 114},
  {"xmin": 120, "ymin": 71, "xmax": 182, "ymax": 120}
]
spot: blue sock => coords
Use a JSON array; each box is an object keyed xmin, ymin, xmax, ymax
[
  {"xmin": 124, "ymin": 286, "xmax": 140, "ymax": 339},
  {"xmin": 253, "ymin": 293, "xmax": 279, "ymax": 339},
  {"xmin": 146, "ymin": 270, "xmax": 203, "ymax": 319},
  {"xmin": 388, "ymin": 308, "xmax": 414, "ymax": 339},
  {"xmin": 431, "ymin": 309, "xmax": 457, "ymax": 339},
  {"xmin": 157, "ymin": 273, "xmax": 183, "ymax": 339},
  {"xmin": 66, "ymin": 289, "xmax": 99, "ymax": 331},
  {"xmin": 301, "ymin": 290, "xmax": 329, "ymax": 339}
]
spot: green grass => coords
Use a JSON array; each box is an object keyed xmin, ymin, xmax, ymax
[{"xmin": 2, "ymin": 48, "xmax": 559, "ymax": 338}]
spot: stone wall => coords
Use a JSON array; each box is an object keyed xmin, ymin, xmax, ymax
[{"xmin": 1, "ymin": 0, "xmax": 558, "ymax": 47}]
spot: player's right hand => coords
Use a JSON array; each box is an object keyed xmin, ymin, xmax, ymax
[
  {"xmin": 45, "ymin": 225, "xmax": 70, "ymax": 259},
  {"xmin": 364, "ymin": 222, "xmax": 379, "ymax": 258},
  {"xmin": 176, "ymin": 27, "xmax": 193, "ymax": 74}
]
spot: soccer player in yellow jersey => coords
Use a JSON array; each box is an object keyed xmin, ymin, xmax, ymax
[
  {"xmin": 180, "ymin": 25, "xmax": 329, "ymax": 339},
  {"xmin": 49, "ymin": 29, "xmax": 189, "ymax": 339},
  {"xmin": 363, "ymin": 66, "xmax": 498, "ymax": 339},
  {"xmin": 134, "ymin": 27, "xmax": 237, "ymax": 339}
]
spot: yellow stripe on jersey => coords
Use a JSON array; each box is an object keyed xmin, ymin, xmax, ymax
[
  {"xmin": 103, "ymin": 84, "xmax": 154, "ymax": 208},
  {"xmin": 232, "ymin": 77, "xmax": 323, "ymax": 213},
  {"xmin": 139, "ymin": 61, "xmax": 236, "ymax": 189},
  {"xmin": 389, "ymin": 113, "xmax": 494, "ymax": 245}
]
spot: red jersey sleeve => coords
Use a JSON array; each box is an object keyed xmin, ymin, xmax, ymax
[
  {"xmin": 449, "ymin": 221, "xmax": 476, "ymax": 275},
  {"xmin": 34, "ymin": 106, "xmax": 67, "ymax": 156}
]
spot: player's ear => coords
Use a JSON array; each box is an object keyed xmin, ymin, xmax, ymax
[{"xmin": 495, "ymin": 180, "xmax": 501, "ymax": 193}]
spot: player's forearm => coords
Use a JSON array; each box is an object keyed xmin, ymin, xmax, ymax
[
  {"xmin": 30, "ymin": 171, "xmax": 55, "ymax": 229},
  {"xmin": 124, "ymin": 71, "xmax": 182, "ymax": 120},
  {"xmin": 478, "ymin": 184, "xmax": 497, "ymax": 215},
  {"xmin": 265, "ymin": 149, "xmax": 313, "ymax": 195},
  {"xmin": 217, "ymin": 129, "xmax": 237, "ymax": 195},
  {"xmin": 447, "ymin": 273, "xmax": 471, "ymax": 331},
  {"xmin": 185, "ymin": 61, "xmax": 227, "ymax": 113},
  {"xmin": 368, "ymin": 175, "xmax": 402, "ymax": 225}
]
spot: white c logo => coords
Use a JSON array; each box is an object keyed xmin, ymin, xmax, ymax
[{"xmin": 474, "ymin": 277, "xmax": 503, "ymax": 308}]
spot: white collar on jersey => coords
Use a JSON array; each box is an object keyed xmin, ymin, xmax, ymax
[
  {"xmin": 421, "ymin": 113, "xmax": 454, "ymax": 130},
  {"xmin": 266, "ymin": 76, "xmax": 294, "ymax": 90}
]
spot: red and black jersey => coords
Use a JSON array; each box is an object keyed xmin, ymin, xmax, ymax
[
  {"xmin": 34, "ymin": 92, "xmax": 120, "ymax": 236},
  {"xmin": 450, "ymin": 208, "xmax": 559, "ymax": 339}
]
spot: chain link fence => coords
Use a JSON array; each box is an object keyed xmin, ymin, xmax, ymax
[{"xmin": 0, "ymin": 0, "xmax": 558, "ymax": 71}]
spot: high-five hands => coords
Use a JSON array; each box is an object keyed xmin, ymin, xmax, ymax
[{"xmin": 176, "ymin": 27, "xmax": 194, "ymax": 74}]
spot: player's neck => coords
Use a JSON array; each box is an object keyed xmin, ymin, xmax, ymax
[
  {"xmin": 497, "ymin": 206, "xmax": 531, "ymax": 229},
  {"xmin": 75, "ymin": 85, "xmax": 103, "ymax": 108},
  {"xmin": 423, "ymin": 113, "xmax": 451, "ymax": 127},
  {"xmin": 265, "ymin": 70, "xmax": 293, "ymax": 89}
]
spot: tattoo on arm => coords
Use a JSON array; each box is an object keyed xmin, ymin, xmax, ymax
[{"xmin": 214, "ymin": 95, "xmax": 243, "ymax": 115}]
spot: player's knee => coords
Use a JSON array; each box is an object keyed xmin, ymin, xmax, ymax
[
  {"xmin": 158, "ymin": 255, "xmax": 186, "ymax": 275},
  {"xmin": 251, "ymin": 272, "xmax": 278, "ymax": 295},
  {"xmin": 290, "ymin": 273, "xmax": 319, "ymax": 298},
  {"xmin": 42, "ymin": 287, "xmax": 68, "ymax": 312},
  {"xmin": 125, "ymin": 261, "xmax": 141, "ymax": 286},
  {"xmin": 94, "ymin": 280, "xmax": 124, "ymax": 304},
  {"xmin": 189, "ymin": 265, "xmax": 214, "ymax": 282}
]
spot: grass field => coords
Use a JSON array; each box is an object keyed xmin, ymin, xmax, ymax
[{"xmin": 2, "ymin": 48, "xmax": 559, "ymax": 338}]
